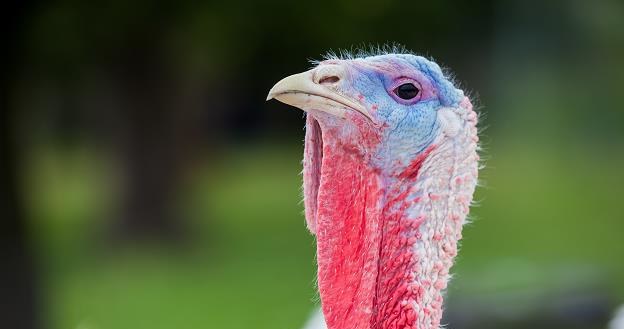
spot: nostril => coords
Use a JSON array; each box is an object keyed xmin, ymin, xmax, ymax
[
  {"xmin": 315, "ymin": 64, "xmax": 344, "ymax": 86},
  {"xmin": 319, "ymin": 75, "xmax": 340, "ymax": 85}
]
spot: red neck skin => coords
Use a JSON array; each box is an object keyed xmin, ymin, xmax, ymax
[
  {"xmin": 310, "ymin": 113, "xmax": 436, "ymax": 329},
  {"xmin": 315, "ymin": 141, "xmax": 384, "ymax": 329}
]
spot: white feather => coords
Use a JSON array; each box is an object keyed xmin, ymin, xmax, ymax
[{"xmin": 301, "ymin": 308, "xmax": 327, "ymax": 329}]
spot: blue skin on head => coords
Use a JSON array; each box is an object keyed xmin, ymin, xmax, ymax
[{"xmin": 339, "ymin": 54, "xmax": 465, "ymax": 170}]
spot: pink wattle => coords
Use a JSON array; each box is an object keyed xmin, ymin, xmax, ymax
[
  {"xmin": 312, "ymin": 116, "xmax": 384, "ymax": 329},
  {"xmin": 306, "ymin": 111, "xmax": 438, "ymax": 329}
]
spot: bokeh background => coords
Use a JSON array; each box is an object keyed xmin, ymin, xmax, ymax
[{"xmin": 3, "ymin": 0, "xmax": 624, "ymax": 328}]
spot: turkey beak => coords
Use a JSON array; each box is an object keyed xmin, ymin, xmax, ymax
[{"xmin": 266, "ymin": 65, "xmax": 372, "ymax": 121}]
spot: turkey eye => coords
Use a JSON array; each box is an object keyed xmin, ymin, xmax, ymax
[{"xmin": 395, "ymin": 83, "xmax": 420, "ymax": 100}]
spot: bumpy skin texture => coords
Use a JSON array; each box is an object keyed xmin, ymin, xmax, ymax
[{"xmin": 300, "ymin": 53, "xmax": 479, "ymax": 329}]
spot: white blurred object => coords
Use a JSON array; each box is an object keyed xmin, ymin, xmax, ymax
[
  {"xmin": 301, "ymin": 308, "xmax": 326, "ymax": 329},
  {"xmin": 610, "ymin": 305, "xmax": 624, "ymax": 329}
]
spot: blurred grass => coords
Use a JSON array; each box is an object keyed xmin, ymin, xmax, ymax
[{"xmin": 24, "ymin": 140, "xmax": 624, "ymax": 329}]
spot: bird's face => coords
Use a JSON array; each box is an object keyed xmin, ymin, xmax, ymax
[
  {"xmin": 268, "ymin": 54, "xmax": 470, "ymax": 177},
  {"xmin": 268, "ymin": 52, "xmax": 479, "ymax": 329}
]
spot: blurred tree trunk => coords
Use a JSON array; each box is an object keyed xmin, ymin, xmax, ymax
[
  {"xmin": 0, "ymin": 91, "xmax": 41, "ymax": 329},
  {"xmin": 107, "ymin": 31, "xmax": 197, "ymax": 243},
  {"xmin": 1, "ymin": 1, "xmax": 40, "ymax": 328}
]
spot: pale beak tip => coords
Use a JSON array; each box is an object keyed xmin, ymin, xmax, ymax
[{"xmin": 266, "ymin": 85, "xmax": 279, "ymax": 101}]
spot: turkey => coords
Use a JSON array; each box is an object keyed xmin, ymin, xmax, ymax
[{"xmin": 267, "ymin": 48, "xmax": 479, "ymax": 329}]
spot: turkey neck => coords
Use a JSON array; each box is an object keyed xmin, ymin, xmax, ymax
[{"xmin": 306, "ymin": 113, "xmax": 478, "ymax": 329}]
